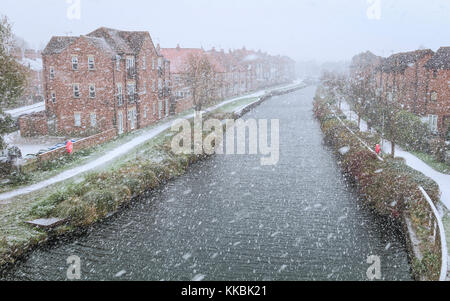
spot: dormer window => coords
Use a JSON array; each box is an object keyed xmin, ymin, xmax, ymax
[
  {"xmin": 72, "ymin": 56, "xmax": 78, "ymax": 70},
  {"xmin": 88, "ymin": 56, "xmax": 95, "ymax": 70}
]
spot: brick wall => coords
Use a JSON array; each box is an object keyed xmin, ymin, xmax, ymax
[
  {"xmin": 427, "ymin": 69, "xmax": 450, "ymax": 134},
  {"xmin": 19, "ymin": 112, "xmax": 48, "ymax": 137},
  {"xmin": 38, "ymin": 128, "xmax": 117, "ymax": 162}
]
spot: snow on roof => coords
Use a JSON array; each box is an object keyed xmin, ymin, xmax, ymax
[
  {"xmin": 42, "ymin": 27, "xmax": 153, "ymax": 57},
  {"xmin": 425, "ymin": 47, "xmax": 450, "ymax": 70},
  {"xmin": 378, "ymin": 49, "xmax": 434, "ymax": 73},
  {"xmin": 42, "ymin": 36, "xmax": 78, "ymax": 55}
]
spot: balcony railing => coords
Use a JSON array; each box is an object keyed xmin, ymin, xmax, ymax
[
  {"xmin": 127, "ymin": 93, "xmax": 139, "ymax": 103},
  {"xmin": 116, "ymin": 95, "xmax": 124, "ymax": 106},
  {"xmin": 158, "ymin": 67, "xmax": 164, "ymax": 77},
  {"xmin": 127, "ymin": 67, "xmax": 136, "ymax": 79}
]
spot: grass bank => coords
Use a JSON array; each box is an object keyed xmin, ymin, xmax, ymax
[{"xmin": 314, "ymin": 87, "xmax": 443, "ymax": 281}]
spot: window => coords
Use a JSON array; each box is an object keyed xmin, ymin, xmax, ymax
[
  {"xmin": 152, "ymin": 80, "xmax": 156, "ymax": 92},
  {"xmin": 74, "ymin": 113, "xmax": 81, "ymax": 127},
  {"xmin": 142, "ymin": 56, "xmax": 146, "ymax": 70},
  {"xmin": 143, "ymin": 81, "xmax": 147, "ymax": 94},
  {"xmin": 128, "ymin": 109, "xmax": 136, "ymax": 130},
  {"xmin": 126, "ymin": 57, "xmax": 135, "ymax": 70},
  {"xmin": 116, "ymin": 55, "xmax": 121, "ymax": 71},
  {"xmin": 88, "ymin": 56, "xmax": 95, "ymax": 70},
  {"xmin": 90, "ymin": 113, "xmax": 96, "ymax": 127},
  {"xmin": 51, "ymin": 92, "xmax": 56, "ymax": 104},
  {"xmin": 144, "ymin": 106, "xmax": 148, "ymax": 119},
  {"xmin": 158, "ymin": 79, "xmax": 163, "ymax": 90},
  {"xmin": 152, "ymin": 58, "xmax": 155, "ymax": 70},
  {"xmin": 428, "ymin": 115, "xmax": 438, "ymax": 133},
  {"xmin": 153, "ymin": 102, "xmax": 156, "ymax": 115},
  {"xmin": 431, "ymin": 91, "xmax": 438, "ymax": 102},
  {"xmin": 117, "ymin": 83, "xmax": 123, "ymax": 105},
  {"xmin": 127, "ymin": 83, "xmax": 136, "ymax": 101},
  {"xmin": 49, "ymin": 67, "xmax": 55, "ymax": 79},
  {"xmin": 73, "ymin": 84, "xmax": 80, "ymax": 98},
  {"xmin": 89, "ymin": 84, "xmax": 96, "ymax": 98},
  {"xmin": 433, "ymin": 70, "xmax": 438, "ymax": 79},
  {"xmin": 72, "ymin": 56, "xmax": 78, "ymax": 70},
  {"xmin": 158, "ymin": 57, "xmax": 162, "ymax": 68}
]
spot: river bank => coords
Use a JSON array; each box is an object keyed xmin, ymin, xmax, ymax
[
  {"xmin": 0, "ymin": 84, "xmax": 306, "ymax": 273},
  {"xmin": 313, "ymin": 86, "xmax": 445, "ymax": 281}
]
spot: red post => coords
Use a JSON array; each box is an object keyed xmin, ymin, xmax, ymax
[
  {"xmin": 66, "ymin": 140, "xmax": 73, "ymax": 154},
  {"xmin": 375, "ymin": 144, "xmax": 381, "ymax": 155}
]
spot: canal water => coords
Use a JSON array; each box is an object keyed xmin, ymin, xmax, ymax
[{"xmin": 1, "ymin": 86, "xmax": 412, "ymax": 280}]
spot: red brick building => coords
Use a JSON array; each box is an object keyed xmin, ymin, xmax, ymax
[
  {"xmin": 375, "ymin": 49, "xmax": 434, "ymax": 117},
  {"xmin": 352, "ymin": 47, "xmax": 449, "ymax": 137},
  {"xmin": 424, "ymin": 47, "xmax": 450, "ymax": 136},
  {"xmin": 162, "ymin": 45, "xmax": 297, "ymax": 114},
  {"xmin": 160, "ymin": 46, "xmax": 204, "ymax": 114},
  {"xmin": 41, "ymin": 27, "xmax": 170, "ymax": 137}
]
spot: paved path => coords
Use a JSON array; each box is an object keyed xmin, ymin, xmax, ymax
[
  {"xmin": 0, "ymin": 82, "xmax": 302, "ymax": 202},
  {"xmin": 340, "ymin": 101, "xmax": 450, "ymax": 211},
  {"xmin": 340, "ymin": 100, "xmax": 450, "ymax": 279}
]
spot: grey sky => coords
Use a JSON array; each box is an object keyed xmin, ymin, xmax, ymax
[{"xmin": 1, "ymin": 0, "xmax": 449, "ymax": 62}]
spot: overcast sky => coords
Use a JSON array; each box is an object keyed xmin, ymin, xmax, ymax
[{"xmin": 1, "ymin": 0, "xmax": 449, "ymax": 62}]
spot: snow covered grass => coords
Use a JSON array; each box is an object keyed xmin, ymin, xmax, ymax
[
  {"xmin": 314, "ymin": 90, "xmax": 443, "ymax": 281},
  {"xmin": 410, "ymin": 151, "xmax": 450, "ymax": 175}
]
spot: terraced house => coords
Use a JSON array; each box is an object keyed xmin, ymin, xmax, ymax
[
  {"xmin": 40, "ymin": 27, "xmax": 170, "ymax": 137},
  {"xmin": 161, "ymin": 45, "xmax": 296, "ymax": 114}
]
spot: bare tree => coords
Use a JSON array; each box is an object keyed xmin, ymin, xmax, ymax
[{"xmin": 183, "ymin": 53, "xmax": 219, "ymax": 115}]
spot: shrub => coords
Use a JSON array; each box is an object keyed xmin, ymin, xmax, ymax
[{"xmin": 393, "ymin": 110, "xmax": 431, "ymax": 153}]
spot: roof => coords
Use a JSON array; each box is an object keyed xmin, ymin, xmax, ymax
[
  {"xmin": 87, "ymin": 27, "xmax": 150, "ymax": 54},
  {"xmin": 42, "ymin": 27, "xmax": 153, "ymax": 57},
  {"xmin": 425, "ymin": 47, "xmax": 450, "ymax": 70},
  {"xmin": 378, "ymin": 49, "xmax": 434, "ymax": 73},
  {"xmin": 350, "ymin": 51, "xmax": 381, "ymax": 69},
  {"xmin": 160, "ymin": 47, "xmax": 205, "ymax": 73},
  {"xmin": 42, "ymin": 36, "xmax": 78, "ymax": 55}
]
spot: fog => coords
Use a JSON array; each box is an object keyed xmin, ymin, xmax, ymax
[{"xmin": 1, "ymin": 0, "xmax": 449, "ymax": 63}]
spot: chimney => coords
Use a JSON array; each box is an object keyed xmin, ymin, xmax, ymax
[
  {"xmin": 176, "ymin": 43, "xmax": 180, "ymax": 50},
  {"xmin": 156, "ymin": 43, "xmax": 160, "ymax": 52}
]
